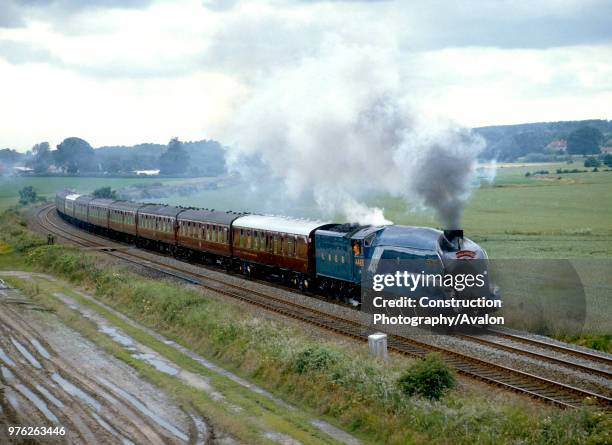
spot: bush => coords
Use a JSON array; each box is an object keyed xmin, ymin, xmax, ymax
[
  {"xmin": 584, "ymin": 157, "xmax": 601, "ymax": 168},
  {"xmin": 92, "ymin": 186, "xmax": 117, "ymax": 199},
  {"xmin": 397, "ymin": 353, "xmax": 455, "ymax": 400},
  {"xmin": 525, "ymin": 172, "xmax": 531, "ymax": 177},
  {"xmin": 293, "ymin": 346, "xmax": 339, "ymax": 374},
  {"xmin": 18, "ymin": 186, "xmax": 38, "ymax": 205},
  {"xmin": 603, "ymin": 153, "xmax": 612, "ymax": 167}
]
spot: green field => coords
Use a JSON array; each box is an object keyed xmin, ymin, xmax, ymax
[{"xmin": 0, "ymin": 176, "xmax": 185, "ymax": 212}]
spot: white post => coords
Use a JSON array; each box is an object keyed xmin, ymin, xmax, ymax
[{"xmin": 368, "ymin": 333, "xmax": 388, "ymax": 361}]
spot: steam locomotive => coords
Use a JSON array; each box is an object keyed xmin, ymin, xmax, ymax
[{"xmin": 55, "ymin": 191, "xmax": 498, "ymax": 308}]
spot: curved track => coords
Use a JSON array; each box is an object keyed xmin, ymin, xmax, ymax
[{"xmin": 33, "ymin": 205, "xmax": 612, "ymax": 410}]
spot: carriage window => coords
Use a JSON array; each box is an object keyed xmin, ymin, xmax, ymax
[
  {"xmin": 273, "ymin": 235, "xmax": 279, "ymax": 254},
  {"xmin": 223, "ymin": 227, "xmax": 227, "ymax": 243},
  {"xmin": 296, "ymin": 238, "xmax": 307, "ymax": 258},
  {"xmin": 287, "ymin": 237, "xmax": 294, "ymax": 257}
]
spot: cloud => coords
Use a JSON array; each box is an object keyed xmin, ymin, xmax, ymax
[
  {"xmin": 0, "ymin": 0, "xmax": 610, "ymax": 152},
  {"xmin": 0, "ymin": 40, "xmax": 61, "ymax": 65},
  {"xmin": 0, "ymin": 2, "xmax": 25, "ymax": 28},
  {"xmin": 397, "ymin": 0, "xmax": 612, "ymax": 50},
  {"xmin": 0, "ymin": 0, "xmax": 153, "ymax": 29}
]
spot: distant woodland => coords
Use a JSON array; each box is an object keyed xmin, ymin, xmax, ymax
[
  {"xmin": 1, "ymin": 120, "xmax": 612, "ymax": 176},
  {"xmin": 474, "ymin": 119, "xmax": 612, "ymax": 161}
]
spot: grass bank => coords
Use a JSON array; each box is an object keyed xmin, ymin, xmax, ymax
[{"xmin": 0, "ymin": 209, "xmax": 610, "ymax": 444}]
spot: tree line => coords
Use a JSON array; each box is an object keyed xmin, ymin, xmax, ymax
[
  {"xmin": 2, "ymin": 136, "xmax": 226, "ymax": 177},
  {"xmin": 475, "ymin": 120, "xmax": 612, "ymax": 161}
]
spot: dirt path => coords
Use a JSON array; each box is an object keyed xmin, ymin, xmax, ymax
[{"xmin": 0, "ymin": 277, "xmax": 210, "ymax": 445}]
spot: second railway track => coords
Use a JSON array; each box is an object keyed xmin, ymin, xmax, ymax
[{"xmin": 32, "ymin": 204, "xmax": 612, "ymax": 410}]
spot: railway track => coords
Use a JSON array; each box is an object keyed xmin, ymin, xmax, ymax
[
  {"xmin": 32, "ymin": 204, "xmax": 612, "ymax": 410},
  {"xmin": 461, "ymin": 333, "xmax": 612, "ymax": 379}
]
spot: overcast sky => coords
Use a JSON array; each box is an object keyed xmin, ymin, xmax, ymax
[{"xmin": 1, "ymin": 0, "xmax": 611, "ymax": 151}]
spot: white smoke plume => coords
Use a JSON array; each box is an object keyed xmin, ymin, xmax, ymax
[{"xmin": 220, "ymin": 42, "xmax": 485, "ymax": 227}]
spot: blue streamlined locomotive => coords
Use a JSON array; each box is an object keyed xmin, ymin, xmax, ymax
[{"xmin": 55, "ymin": 191, "xmax": 497, "ymax": 307}]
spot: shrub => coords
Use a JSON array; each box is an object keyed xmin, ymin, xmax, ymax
[
  {"xmin": 397, "ymin": 353, "xmax": 455, "ymax": 400},
  {"xmin": 293, "ymin": 346, "xmax": 339, "ymax": 374},
  {"xmin": 92, "ymin": 186, "xmax": 117, "ymax": 199},
  {"xmin": 525, "ymin": 172, "xmax": 531, "ymax": 177},
  {"xmin": 584, "ymin": 157, "xmax": 600, "ymax": 168},
  {"xmin": 18, "ymin": 186, "xmax": 38, "ymax": 205}
]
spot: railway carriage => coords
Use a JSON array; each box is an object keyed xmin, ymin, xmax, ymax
[
  {"xmin": 136, "ymin": 204, "xmax": 182, "ymax": 251},
  {"xmin": 176, "ymin": 208, "xmax": 243, "ymax": 263},
  {"xmin": 55, "ymin": 191, "xmax": 71, "ymax": 216},
  {"xmin": 74, "ymin": 195, "xmax": 94, "ymax": 227},
  {"xmin": 63, "ymin": 193, "xmax": 81, "ymax": 220},
  {"xmin": 231, "ymin": 214, "xmax": 332, "ymax": 288},
  {"xmin": 88, "ymin": 198, "xmax": 114, "ymax": 232},
  {"xmin": 108, "ymin": 201, "xmax": 145, "ymax": 241}
]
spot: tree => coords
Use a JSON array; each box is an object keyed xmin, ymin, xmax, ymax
[
  {"xmin": 566, "ymin": 126, "xmax": 603, "ymax": 155},
  {"xmin": 92, "ymin": 187, "xmax": 117, "ymax": 199},
  {"xmin": 54, "ymin": 137, "xmax": 97, "ymax": 173},
  {"xmin": 584, "ymin": 157, "xmax": 600, "ymax": 168},
  {"xmin": 0, "ymin": 148, "xmax": 23, "ymax": 164},
  {"xmin": 31, "ymin": 142, "xmax": 53, "ymax": 174},
  {"xmin": 18, "ymin": 186, "xmax": 38, "ymax": 205},
  {"xmin": 159, "ymin": 137, "xmax": 189, "ymax": 175},
  {"xmin": 603, "ymin": 153, "xmax": 612, "ymax": 167}
]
